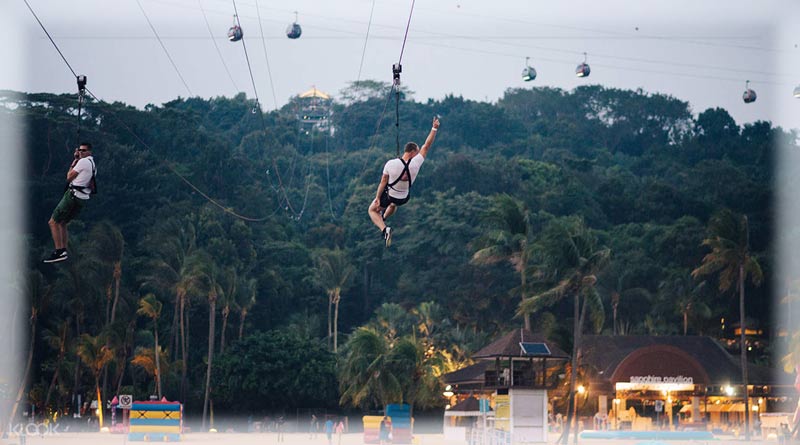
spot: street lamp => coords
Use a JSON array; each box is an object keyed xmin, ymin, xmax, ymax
[{"xmin": 443, "ymin": 385, "xmax": 454, "ymax": 399}]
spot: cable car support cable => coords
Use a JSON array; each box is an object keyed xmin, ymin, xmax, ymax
[
  {"xmin": 135, "ymin": 0, "xmax": 193, "ymax": 96},
  {"xmin": 254, "ymin": 0, "xmax": 279, "ymax": 110},
  {"xmin": 198, "ymin": 0, "xmax": 239, "ymax": 93}
]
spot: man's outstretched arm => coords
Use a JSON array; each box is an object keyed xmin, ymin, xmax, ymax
[{"xmin": 418, "ymin": 117, "xmax": 440, "ymax": 158}]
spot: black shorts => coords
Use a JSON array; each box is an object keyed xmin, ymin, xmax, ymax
[{"xmin": 380, "ymin": 187, "xmax": 409, "ymax": 208}]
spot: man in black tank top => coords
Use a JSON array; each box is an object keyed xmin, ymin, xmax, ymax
[{"xmin": 368, "ymin": 117, "xmax": 440, "ymax": 247}]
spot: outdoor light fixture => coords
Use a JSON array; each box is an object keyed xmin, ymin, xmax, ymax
[
  {"xmin": 613, "ymin": 399, "xmax": 620, "ymax": 405},
  {"xmin": 577, "ymin": 385, "xmax": 586, "ymax": 394},
  {"xmin": 724, "ymin": 385, "xmax": 735, "ymax": 396}
]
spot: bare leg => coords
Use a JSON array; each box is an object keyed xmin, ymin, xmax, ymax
[
  {"xmin": 59, "ymin": 224, "xmax": 68, "ymax": 250},
  {"xmin": 368, "ymin": 199, "xmax": 387, "ymax": 232},
  {"xmin": 383, "ymin": 203, "xmax": 398, "ymax": 220},
  {"xmin": 48, "ymin": 218, "xmax": 60, "ymax": 250}
]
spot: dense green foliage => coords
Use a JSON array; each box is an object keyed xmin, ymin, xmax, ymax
[{"xmin": 1, "ymin": 82, "xmax": 789, "ymax": 422}]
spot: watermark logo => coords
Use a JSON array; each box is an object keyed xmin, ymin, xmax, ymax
[{"xmin": 6, "ymin": 422, "xmax": 62, "ymax": 436}]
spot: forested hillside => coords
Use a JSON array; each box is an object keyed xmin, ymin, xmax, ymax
[{"xmin": 2, "ymin": 82, "xmax": 788, "ymax": 419}]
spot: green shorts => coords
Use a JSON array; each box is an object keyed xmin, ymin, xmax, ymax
[{"xmin": 51, "ymin": 190, "xmax": 86, "ymax": 224}]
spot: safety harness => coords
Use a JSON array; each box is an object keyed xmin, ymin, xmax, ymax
[
  {"xmin": 69, "ymin": 157, "xmax": 97, "ymax": 196},
  {"xmin": 386, "ymin": 157, "xmax": 411, "ymax": 196}
]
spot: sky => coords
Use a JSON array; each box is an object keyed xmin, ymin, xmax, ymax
[{"xmin": 3, "ymin": 0, "xmax": 800, "ymax": 130}]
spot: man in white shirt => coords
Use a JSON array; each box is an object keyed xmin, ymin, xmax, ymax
[
  {"xmin": 368, "ymin": 117, "xmax": 440, "ymax": 247},
  {"xmin": 43, "ymin": 142, "xmax": 96, "ymax": 263}
]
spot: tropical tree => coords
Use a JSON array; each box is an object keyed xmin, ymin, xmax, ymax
[
  {"xmin": 218, "ymin": 268, "xmax": 237, "ymax": 355},
  {"xmin": 87, "ymin": 221, "xmax": 125, "ymax": 328},
  {"xmin": 518, "ymin": 218, "xmax": 610, "ymax": 445},
  {"xmin": 599, "ymin": 270, "xmax": 651, "ymax": 335},
  {"xmin": 136, "ymin": 293, "xmax": 163, "ymax": 398},
  {"xmin": 131, "ymin": 345, "xmax": 180, "ymax": 398},
  {"xmin": 235, "ymin": 277, "xmax": 257, "ymax": 341},
  {"xmin": 692, "ymin": 209, "xmax": 762, "ymax": 440},
  {"xmin": 42, "ymin": 318, "xmax": 70, "ymax": 414},
  {"xmin": 657, "ymin": 272, "xmax": 710, "ymax": 335},
  {"xmin": 140, "ymin": 221, "xmax": 202, "ymax": 401},
  {"xmin": 472, "ymin": 194, "xmax": 536, "ymax": 330},
  {"xmin": 77, "ymin": 333, "xmax": 114, "ymax": 428},
  {"xmin": 196, "ymin": 258, "xmax": 223, "ymax": 431},
  {"xmin": 338, "ymin": 327, "xmax": 400, "ymax": 410},
  {"xmin": 8, "ymin": 270, "xmax": 52, "ymax": 429},
  {"xmin": 86, "ymin": 221, "xmax": 125, "ymax": 411},
  {"xmin": 312, "ymin": 248, "xmax": 355, "ymax": 352}
]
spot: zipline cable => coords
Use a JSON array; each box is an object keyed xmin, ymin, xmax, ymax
[
  {"xmin": 22, "ymin": 0, "xmax": 78, "ymax": 78},
  {"xmin": 85, "ymin": 89, "xmax": 272, "ymax": 222},
  {"xmin": 136, "ymin": 0, "xmax": 194, "ymax": 96},
  {"xmin": 198, "ymin": 0, "xmax": 240, "ymax": 93},
  {"xmin": 23, "ymin": 0, "xmax": 273, "ymax": 222}
]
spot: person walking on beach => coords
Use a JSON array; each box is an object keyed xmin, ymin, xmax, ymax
[
  {"xmin": 325, "ymin": 417, "xmax": 334, "ymax": 445},
  {"xmin": 335, "ymin": 420, "xmax": 345, "ymax": 445}
]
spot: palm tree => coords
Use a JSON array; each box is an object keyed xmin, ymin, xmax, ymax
[
  {"xmin": 313, "ymin": 249, "xmax": 355, "ymax": 352},
  {"xmin": 692, "ymin": 209, "xmax": 762, "ymax": 441},
  {"xmin": 131, "ymin": 345, "xmax": 180, "ymax": 397},
  {"xmin": 8, "ymin": 270, "xmax": 52, "ymax": 429},
  {"xmin": 338, "ymin": 327, "xmax": 402, "ymax": 410},
  {"xmin": 472, "ymin": 194, "xmax": 535, "ymax": 330},
  {"xmin": 218, "ymin": 268, "xmax": 237, "ymax": 355},
  {"xmin": 86, "ymin": 222, "xmax": 125, "ymax": 412},
  {"xmin": 373, "ymin": 303, "xmax": 411, "ymax": 345},
  {"xmin": 77, "ymin": 333, "xmax": 114, "ymax": 429},
  {"xmin": 599, "ymin": 270, "xmax": 651, "ymax": 335},
  {"xmin": 87, "ymin": 221, "xmax": 125, "ymax": 327},
  {"xmin": 140, "ymin": 221, "xmax": 202, "ymax": 401},
  {"xmin": 657, "ymin": 272, "xmax": 710, "ymax": 335},
  {"xmin": 196, "ymin": 258, "xmax": 223, "ymax": 431},
  {"xmin": 518, "ymin": 218, "xmax": 609, "ymax": 445},
  {"xmin": 235, "ymin": 278, "xmax": 257, "ymax": 341},
  {"xmin": 338, "ymin": 326, "xmax": 444, "ymax": 417},
  {"xmin": 42, "ymin": 318, "xmax": 70, "ymax": 414},
  {"xmin": 136, "ymin": 293, "xmax": 163, "ymax": 398}
]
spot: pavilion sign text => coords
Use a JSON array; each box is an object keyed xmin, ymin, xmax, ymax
[{"xmin": 629, "ymin": 375, "xmax": 694, "ymax": 384}]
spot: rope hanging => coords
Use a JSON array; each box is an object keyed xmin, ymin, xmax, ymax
[
  {"xmin": 391, "ymin": 0, "xmax": 416, "ymax": 157},
  {"xmin": 393, "ymin": 63, "xmax": 401, "ymax": 157},
  {"xmin": 76, "ymin": 75, "xmax": 87, "ymax": 144}
]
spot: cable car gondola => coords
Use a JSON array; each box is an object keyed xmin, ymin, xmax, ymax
[
  {"xmin": 793, "ymin": 84, "xmax": 800, "ymax": 98},
  {"xmin": 575, "ymin": 52, "xmax": 590, "ymax": 78},
  {"xmin": 522, "ymin": 57, "xmax": 536, "ymax": 82},
  {"xmin": 742, "ymin": 80, "xmax": 757, "ymax": 104},
  {"xmin": 227, "ymin": 15, "xmax": 243, "ymax": 42},
  {"xmin": 286, "ymin": 11, "xmax": 302, "ymax": 39}
]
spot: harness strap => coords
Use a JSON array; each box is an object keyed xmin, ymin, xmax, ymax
[
  {"xmin": 387, "ymin": 158, "xmax": 411, "ymax": 192},
  {"xmin": 69, "ymin": 157, "xmax": 96, "ymax": 194}
]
